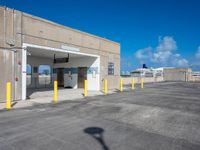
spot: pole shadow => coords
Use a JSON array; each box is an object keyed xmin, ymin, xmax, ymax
[{"xmin": 84, "ymin": 127, "xmax": 110, "ymax": 150}]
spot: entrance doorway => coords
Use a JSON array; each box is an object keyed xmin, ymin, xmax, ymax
[
  {"xmin": 78, "ymin": 67, "xmax": 87, "ymax": 88},
  {"xmin": 23, "ymin": 44, "xmax": 100, "ymax": 100},
  {"xmin": 57, "ymin": 68, "xmax": 64, "ymax": 87}
]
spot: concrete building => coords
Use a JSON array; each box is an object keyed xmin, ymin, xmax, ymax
[
  {"xmin": 0, "ymin": 6, "xmax": 120, "ymax": 101},
  {"xmin": 131, "ymin": 68, "xmax": 154, "ymax": 77},
  {"xmin": 163, "ymin": 68, "xmax": 192, "ymax": 82},
  {"xmin": 130, "ymin": 67, "xmax": 171, "ymax": 78}
]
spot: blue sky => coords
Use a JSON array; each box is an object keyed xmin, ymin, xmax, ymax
[{"xmin": 1, "ymin": 0, "xmax": 200, "ymax": 71}]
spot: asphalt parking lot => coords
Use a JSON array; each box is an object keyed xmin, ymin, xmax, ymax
[{"xmin": 0, "ymin": 82, "xmax": 200, "ymax": 150}]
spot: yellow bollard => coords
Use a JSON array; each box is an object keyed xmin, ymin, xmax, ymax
[
  {"xmin": 104, "ymin": 79, "xmax": 107, "ymax": 95},
  {"xmin": 6, "ymin": 82, "xmax": 11, "ymax": 109},
  {"xmin": 120, "ymin": 79, "xmax": 123, "ymax": 92},
  {"xmin": 53, "ymin": 80, "xmax": 58, "ymax": 103},
  {"xmin": 141, "ymin": 78, "xmax": 144, "ymax": 89},
  {"xmin": 132, "ymin": 79, "xmax": 135, "ymax": 90},
  {"xmin": 84, "ymin": 80, "xmax": 87, "ymax": 97}
]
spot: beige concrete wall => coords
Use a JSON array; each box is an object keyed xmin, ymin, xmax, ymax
[
  {"xmin": 0, "ymin": 6, "xmax": 120, "ymax": 100},
  {"xmin": 0, "ymin": 7, "xmax": 22, "ymax": 101},
  {"xmin": 122, "ymin": 77, "xmax": 164, "ymax": 85},
  {"xmin": 21, "ymin": 13, "xmax": 120, "ymax": 55},
  {"xmin": 21, "ymin": 11, "xmax": 120, "ymax": 91},
  {"xmin": 163, "ymin": 68, "xmax": 192, "ymax": 82},
  {"xmin": 188, "ymin": 76, "xmax": 200, "ymax": 82}
]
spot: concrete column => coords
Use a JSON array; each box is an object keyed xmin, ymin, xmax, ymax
[{"xmin": 21, "ymin": 47, "xmax": 27, "ymax": 100}]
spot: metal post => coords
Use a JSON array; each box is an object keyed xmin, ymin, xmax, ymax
[
  {"xmin": 132, "ymin": 79, "xmax": 135, "ymax": 90},
  {"xmin": 53, "ymin": 80, "xmax": 58, "ymax": 103},
  {"xmin": 120, "ymin": 79, "xmax": 123, "ymax": 92},
  {"xmin": 84, "ymin": 80, "xmax": 87, "ymax": 97},
  {"xmin": 6, "ymin": 82, "xmax": 11, "ymax": 109},
  {"xmin": 141, "ymin": 78, "xmax": 144, "ymax": 89},
  {"xmin": 104, "ymin": 79, "xmax": 107, "ymax": 95}
]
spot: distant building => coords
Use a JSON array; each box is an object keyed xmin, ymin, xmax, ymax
[
  {"xmin": 191, "ymin": 71, "xmax": 200, "ymax": 77},
  {"xmin": 163, "ymin": 68, "xmax": 192, "ymax": 81},
  {"xmin": 131, "ymin": 68, "xmax": 153, "ymax": 77},
  {"xmin": 131, "ymin": 67, "xmax": 174, "ymax": 78},
  {"xmin": 121, "ymin": 71, "xmax": 131, "ymax": 77}
]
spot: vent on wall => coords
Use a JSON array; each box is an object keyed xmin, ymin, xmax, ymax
[{"xmin": 53, "ymin": 54, "xmax": 69, "ymax": 64}]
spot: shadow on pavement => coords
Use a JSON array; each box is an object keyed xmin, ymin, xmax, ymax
[
  {"xmin": 84, "ymin": 127, "xmax": 110, "ymax": 150},
  {"xmin": 11, "ymin": 101, "xmax": 18, "ymax": 107}
]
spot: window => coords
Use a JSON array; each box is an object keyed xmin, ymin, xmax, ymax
[
  {"xmin": 108, "ymin": 62, "xmax": 114, "ymax": 75},
  {"xmin": 33, "ymin": 67, "xmax": 38, "ymax": 73},
  {"xmin": 39, "ymin": 65, "xmax": 52, "ymax": 85},
  {"xmin": 26, "ymin": 64, "xmax": 32, "ymax": 86}
]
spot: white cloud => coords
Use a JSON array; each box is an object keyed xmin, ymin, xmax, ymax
[
  {"xmin": 152, "ymin": 36, "xmax": 177, "ymax": 64},
  {"xmin": 156, "ymin": 36, "xmax": 177, "ymax": 52},
  {"xmin": 195, "ymin": 46, "xmax": 200, "ymax": 59},
  {"xmin": 135, "ymin": 36, "xmax": 189, "ymax": 67},
  {"xmin": 172, "ymin": 54, "xmax": 188, "ymax": 67},
  {"xmin": 135, "ymin": 47, "xmax": 152, "ymax": 59}
]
